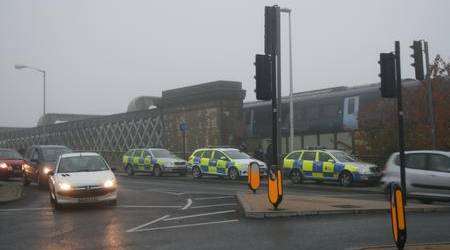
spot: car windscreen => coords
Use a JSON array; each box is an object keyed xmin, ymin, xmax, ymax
[
  {"xmin": 0, "ymin": 149, "xmax": 23, "ymax": 159},
  {"xmin": 42, "ymin": 147, "xmax": 71, "ymax": 162},
  {"xmin": 223, "ymin": 150, "xmax": 250, "ymax": 159},
  {"xmin": 58, "ymin": 155, "xmax": 109, "ymax": 173},
  {"xmin": 330, "ymin": 151, "xmax": 356, "ymax": 162},
  {"xmin": 151, "ymin": 149, "xmax": 176, "ymax": 158}
]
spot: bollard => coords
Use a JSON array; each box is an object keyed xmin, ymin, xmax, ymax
[
  {"xmin": 268, "ymin": 167, "xmax": 283, "ymax": 209},
  {"xmin": 389, "ymin": 182, "xmax": 407, "ymax": 250},
  {"xmin": 248, "ymin": 162, "xmax": 261, "ymax": 193}
]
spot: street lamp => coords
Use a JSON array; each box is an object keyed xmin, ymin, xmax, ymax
[
  {"xmin": 14, "ymin": 64, "xmax": 47, "ymax": 116},
  {"xmin": 280, "ymin": 8, "xmax": 294, "ymax": 152}
]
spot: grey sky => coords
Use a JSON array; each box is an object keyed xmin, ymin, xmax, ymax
[{"xmin": 1, "ymin": 0, "xmax": 449, "ymax": 127}]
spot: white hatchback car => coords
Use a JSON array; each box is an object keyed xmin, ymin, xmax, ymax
[
  {"xmin": 382, "ymin": 150, "xmax": 450, "ymax": 202},
  {"xmin": 48, "ymin": 152, "xmax": 117, "ymax": 209}
]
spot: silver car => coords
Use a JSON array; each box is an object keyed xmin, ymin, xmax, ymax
[{"xmin": 382, "ymin": 150, "xmax": 450, "ymax": 202}]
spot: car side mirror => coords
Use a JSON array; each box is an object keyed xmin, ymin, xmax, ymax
[
  {"xmin": 47, "ymin": 170, "xmax": 54, "ymax": 176},
  {"xmin": 110, "ymin": 166, "xmax": 117, "ymax": 172},
  {"xmin": 328, "ymin": 159, "xmax": 335, "ymax": 163},
  {"xmin": 220, "ymin": 156, "xmax": 228, "ymax": 161}
]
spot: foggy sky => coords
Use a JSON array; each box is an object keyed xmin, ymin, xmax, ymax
[{"xmin": 1, "ymin": 0, "xmax": 449, "ymax": 127}]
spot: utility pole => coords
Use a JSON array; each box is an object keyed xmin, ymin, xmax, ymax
[{"xmin": 423, "ymin": 41, "xmax": 436, "ymax": 149}]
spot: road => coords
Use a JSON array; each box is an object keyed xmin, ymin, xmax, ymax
[{"xmin": 1, "ymin": 174, "xmax": 449, "ymax": 250}]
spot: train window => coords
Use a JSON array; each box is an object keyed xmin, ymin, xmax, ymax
[{"xmin": 348, "ymin": 98, "xmax": 355, "ymax": 114}]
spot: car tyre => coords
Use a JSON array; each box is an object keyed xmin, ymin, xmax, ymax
[
  {"xmin": 290, "ymin": 169, "xmax": 303, "ymax": 184},
  {"xmin": 192, "ymin": 166, "xmax": 202, "ymax": 179},
  {"xmin": 126, "ymin": 165, "xmax": 134, "ymax": 176},
  {"xmin": 153, "ymin": 165, "xmax": 162, "ymax": 177},
  {"xmin": 339, "ymin": 171, "xmax": 353, "ymax": 187},
  {"xmin": 49, "ymin": 191, "xmax": 62, "ymax": 210},
  {"xmin": 228, "ymin": 167, "xmax": 239, "ymax": 181}
]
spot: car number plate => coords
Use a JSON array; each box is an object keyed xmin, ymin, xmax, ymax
[{"xmin": 78, "ymin": 197, "xmax": 97, "ymax": 203}]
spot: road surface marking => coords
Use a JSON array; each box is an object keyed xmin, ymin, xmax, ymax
[
  {"xmin": 0, "ymin": 207, "xmax": 52, "ymax": 212},
  {"xmin": 164, "ymin": 210, "xmax": 236, "ymax": 221},
  {"xmin": 126, "ymin": 215, "xmax": 170, "ymax": 233},
  {"xmin": 182, "ymin": 198, "xmax": 192, "ymax": 210},
  {"xmin": 118, "ymin": 205, "xmax": 183, "ymax": 209},
  {"xmin": 193, "ymin": 196, "xmax": 234, "ymax": 201},
  {"xmin": 134, "ymin": 219, "xmax": 239, "ymax": 232},
  {"xmin": 190, "ymin": 203, "xmax": 237, "ymax": 209}
]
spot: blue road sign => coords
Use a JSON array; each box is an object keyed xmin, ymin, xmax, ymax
[{"xmin": 179, "ymin": 122, "xmax": 188, "ymax": 132}]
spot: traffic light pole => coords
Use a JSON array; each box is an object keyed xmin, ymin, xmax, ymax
[
  {"xmin": 395, "ymin": 41, "xmax": 407, "ymax": 203},
  {"xmin": 423, "ymin": 41, "xmax": 436, "ymax": 149}
]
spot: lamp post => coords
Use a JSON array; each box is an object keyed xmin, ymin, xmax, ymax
[
  {"xmin": 14, "ymin": 64, "xmax": 47, "ymax": 117},
  {"xmin": 280, "ymin": 8, "xmax": 294, "ymax": 152}
]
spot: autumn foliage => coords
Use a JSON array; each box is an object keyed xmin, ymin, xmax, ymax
[{"xmin": 355, "ymin": 77, "xmax": 450, "ymax": 164}]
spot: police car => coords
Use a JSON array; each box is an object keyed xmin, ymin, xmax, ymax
[
  {"xmin": 122, "ymin": 148, "xmax": 187, "ymax": 176},
  {"xmin": 283, "ymin": 149, "xmax": 382, "ymax": 186},
  {"xmin": 187, "ymin": 147, "xmax": 267, "ymax": 180}
]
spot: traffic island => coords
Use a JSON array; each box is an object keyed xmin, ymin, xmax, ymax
[
  {"xmin": 237, "ymin": 191, "xmax": 450, "ymax": 219},
  {"xmin": 0, "ymin": 181, "xmax": 23, "ymax": 204}
]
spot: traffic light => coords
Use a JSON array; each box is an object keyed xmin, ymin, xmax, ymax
[
  {"xmin": 410, "ymin": 40, "xmax": 424, "ymax": 80},
  {"xmin": 379, "ymin": 53, "xmax": 397, "ymax": 98},
  {"xmin": 254, "ymin": 54, "xmax": 272, "ymax": 100},
  {"xmin": 264, "ymin": 6, "xmax": 279, "ymax": 55}
]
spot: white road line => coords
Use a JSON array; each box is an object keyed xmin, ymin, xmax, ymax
[
  {"xmin": 0, "ymin": 207, "xmax": 52, "ymax": 212},
  {"xmin": 193, "ymin": 196, "xmax": 234, "ymax": 201},
  {"xmin": 164, "ymin": 210, "xmax": 236, "ymax": 221},
  {"xmin": 126, "ymin": 215, "xmax": 170, "ymax": 233},
  {"xmin": 190, "ymin": 203, "xmax": 237, "ymax": 209},
  {"xmin": 134, "ymin": 219, "xmax": 239, "ymax": 232},
  {"xmin": 182, "ymin": 198, "xmax": 192, "ymax": 210},
  {"xmin": 117, "ymin": 205, "xmax": 183, "ymax": 209}
]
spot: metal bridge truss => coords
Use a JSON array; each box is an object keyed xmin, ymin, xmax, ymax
[{"xmin": 0, "ymin": 110, "xmax": 164, "ymax": 165}]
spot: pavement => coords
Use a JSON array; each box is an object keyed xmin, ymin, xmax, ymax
[
  {"xmin": 1, "ymin": 174, "xmax": 450, "ymax": 250},
  {"xmin": 237, "ymin": 191, "xmax": 450, "ymax": 218},
  {"xmin": 0, "ymin": 181, "xmax": 23, "ymax": 203}
]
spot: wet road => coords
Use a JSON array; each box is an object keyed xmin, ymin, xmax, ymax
[{"xmin": 1, "ymin": 175, "xmax": 450, "ymax": 250}]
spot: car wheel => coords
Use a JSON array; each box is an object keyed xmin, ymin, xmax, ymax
[
  {"xmin": 290, "ymin": 169, "xmax": 303, "ymax": 184},
  {"xmin": 153, "ymin": 165, "xmax": 162, "ymax": 177},
  {"xmin": 50, "ymin": 190, "xmax": 62, "ymax": 210},
  {"xmin": 339, "ymin": 171, "xmax": 353, "ymax": 187},
  {"xmin": 228, "ymin": 167, "xmax": 239, "ymax": 181},
  {"xmin": 192, "ymin": 166, "xmax": 202, "ymax": 179},
  {"xmin": 22, "ymin": 174, "xmax": 31, "ymax": 186},
  {"xmin": 126, "ymin": 165, "xmax": 134, "ymax": 176}
]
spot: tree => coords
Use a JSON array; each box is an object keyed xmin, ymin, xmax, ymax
[{"xmin": 355, "ymin": 77, "xmax": 450, "ymax": 164}]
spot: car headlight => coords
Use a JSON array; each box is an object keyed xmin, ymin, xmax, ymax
[
  {"xmin": 59, "ymin": 182, "xmax": 72, "ymax": 191},
  {"xmin": 0, "ymin": 162, "xmax": 8, "ymax": 169},
  {"xmin": 104, "ymin": 179, "xmax": 116, "ymax": 188},
  {"xmin": 43, "ymin": 167, "xmax": 51, "ymax": 174},
  {"xmin": 359, "ymin": 167, "xmax": 371, "ymax": 174}
]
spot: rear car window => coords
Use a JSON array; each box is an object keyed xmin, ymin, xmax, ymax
[
  {"xmin": 42, "ymin": 147, "xmax": 71, "ymax": 162},
  {"xmin": 301, "ymin": 151, "xmax": 316, "ymax": 161}
]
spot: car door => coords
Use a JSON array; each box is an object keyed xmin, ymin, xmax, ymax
[
  {"xmin": 301, "ymin": 151, "xmax": 316, "ymax": 179},
  {"xmin": 131, "ymin": 150, "xmax": 141, "ymax": 171},
  {"xmin": 318, "ymin": 152, "xmax": 335, "ymax": 179},
  {"xmin": 143, "ymin": 150, "xmax": 153, "ymax": 172},
  {"xmin": 284, "ymin": 151, "xmax": 301, "ymax": 169},
  {"xmin": 401, "ymin": 153, "xmax": 430, "ymax": 195},
  {"xmin": 200, "ymin": 150, "xmax": 212, "ymax": 173},
  {"xmin": 426, "ymin": 153, "xmax": 450, "ymax": 196},
  {"xmin": 213, "ymin": 151, "xmax": 228, "ymax": 175},
  {"xmin": 208, "ymin": 151, "xmax": 220, "ymax": 175},
  {"xmin": 312, "ymin": 151, "xmax": 323, "ymax": 179}
]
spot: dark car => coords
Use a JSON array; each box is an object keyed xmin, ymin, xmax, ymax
[
  {"xmin": 0, "ymin": 148, "xmax": 26, "ymax": 180},
  {"xmin": 22, "ymin": 145, "xmax": 72, "ymax": 188}
]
